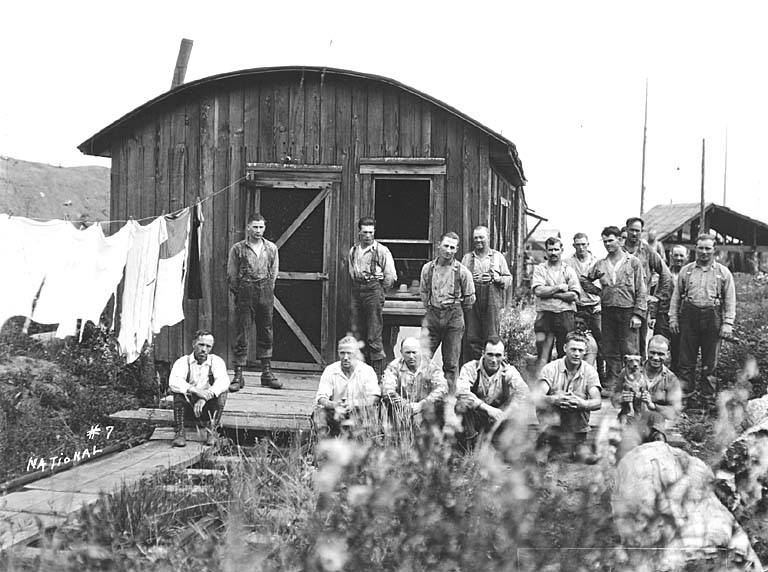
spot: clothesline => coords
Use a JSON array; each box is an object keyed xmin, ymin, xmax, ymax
[{"xmin": 10, "ymin": 175, "xmax": 248, "ymax": 226}]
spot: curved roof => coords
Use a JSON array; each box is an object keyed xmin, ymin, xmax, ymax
[{"xmin": 77, "ymin": 66, "xmax": 526, "ymax": 186}]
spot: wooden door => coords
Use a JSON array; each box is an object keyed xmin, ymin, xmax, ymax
[{"xmin": 246, "ymin": 182, "xmax": 333, "ymax": 371}]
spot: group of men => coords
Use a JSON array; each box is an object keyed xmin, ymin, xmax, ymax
[
  {"xmin": 166, "ymin": 212, "xmax": 737, "ymax": 457},
  {"xmin": 532, "ymin": 217, "xmax": 736, "ymax": 403}
]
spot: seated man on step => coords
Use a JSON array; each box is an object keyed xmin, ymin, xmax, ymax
[
  {"xmin": 315, "ymin": 335, "xmax": 381, "ymax": 437},
  {"xmin": 168, "ymin": 329, "xmax": 230, "ymax": 447}
]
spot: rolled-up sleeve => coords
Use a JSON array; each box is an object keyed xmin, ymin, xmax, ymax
[
  {"xmin": 425, "ymin": 364, "xmax": 449, "ymax": 402},
  {"xmin": 226, "ymin": 245, "xmax": 239, "ymax": 291},
  {"xmin": 722, "ymin": 268, "xmax": 736, "ymax": 325},
  {"xmin": 381, "ymin": 359, "xmax": 400, "ymax": 397},
  {"xmin": 632, "ymin": 259, "xmax": 648, "ymax": 318},
  {"xmin": 381, "ymin": 246, "xmax": 398, "ymax": 289},
  {"xmin": 315, "ymin": 369, "xmax": 335, "ymax": 404},
  {"xmin": 419, "ymin": 263, "xmax": 431, "ymax": 307},
  {"xmin": 168, "ymin": 357, "xmax": 190, "ymax": 395},
  {"xmin": 460, "ymin": 266, "xmax": 476, "ymax": 309},
  {"xmin": 505, "ymin": 366, "xmax": 531, "ymax": 405},
  {"xmin": 455, "ymin": 362, "xmax": 482, "ymax": 408},
  {"xmin": 210, "ymin": 356, "xmax": 230, "ymax": 397}
]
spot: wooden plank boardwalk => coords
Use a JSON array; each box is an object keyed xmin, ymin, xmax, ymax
[
  {"xmin": 0, "ymin": 439, "xmax": 205, "ymax": 550},
  {"xmin": 110, "ymin": 371, "xmax": 320, "ymax": 432}
]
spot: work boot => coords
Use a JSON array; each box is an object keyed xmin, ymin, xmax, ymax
[
  {"xmin": 172, "ymin": 396, "xmax": 186, "ymax": 447},
  {"xmin": 229, "ymin": 366, "xmax": 245, "ymax": 393},
  {"xmin": 260, "ymin": 359, "xmax": 282, "ymax": 389}
]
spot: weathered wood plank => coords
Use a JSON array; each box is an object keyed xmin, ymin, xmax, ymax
[
  {"xmin": 23, "ymin": 441, "xmax": 205, "ymax": 494},
  {"xmin": 360, "ymin": 157, "xmax": 445, "ymax": 165},
  {"xmin": 182, "ymin": 99, "xmax": 201, "ymax": 346},
  {"xmin": 420, "ymin": 101, "xmax": 432, "ymax": 156},
  {"xmin": 155, "ymin": 113, "xmax": 172, "ymax": 360},
  {"xmin": 304, "ymin": 74, "xmax": 321, "ymax": 164},
  {"xmin": 274, "ymin": 81, "xmax": 290, "ymax": 162},
  {"xmin": 359, "ymin": 164, "xmax": 446, "ymax": 175},
  {"xmin": 198, "ymin": 98, "xmax": 215, "ymax": 330},
  {"xmin": 274, "ymin": 186, "xmax": 330, "ymax": 249},
  {"xmin": 445, "ymin": 119, "xmax": 463, "ymax": 238},
  {"xmin": 366, "ymin": 87, "xmax": 384, "ymax": 157},
  {"xmin": 398, "ymin": 94, "xmax": 416, "ymax": 158},
  {"xmin": 243, "ymin": 84, "xmax": 261, "ymax": 163},
  {"xmin": 258, "ymin": 83, "xmax": 275, "ymax": 163},
  {"xmin": 0, "ymin": 512, "xmax": 64, "ymax": 551},
  {"xmin": 228, "ymin": 88, "xmax": 245, "ymax": 362},
  {"xmin": 0, "ymin": 490, "xmax": 99, "ymax": 517},
  {"xmin": 383, "ymin": 88, "xmax": 399, "ymax": 156},
  {"xmin": 351, "ymin": 82, "xmax": 366, "ymax": 228},
  {"xmin": 125, "ymin": 132, "xmax": 141, "ymax": 221},
  {"xmin": 141, "ymin": 123, "xmax": 157, "ymax": 220},
  {"xmin": 212, "ymin": 92, "xmax": 231, "ymax": 358},
  {"xmin": 478, "ymin": 137, "xmax": 491, "ymax": 230},
  {"xmin": 463, "ymin": 126, "xmax": 478, "ymax": 253},
  {"xmin": 319, "ymin": 76, "xmax": 336, "ymax": 167},
  {"xmin": 289, "ymin": 73, "xmax": 306, "ymax": 163},
  {"xmin": 145, "ymin": 414, "xmax": 311, "ymax": 432}
]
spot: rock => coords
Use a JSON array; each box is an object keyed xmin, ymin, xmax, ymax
[{"xmin": 612, "ymin": 442, "xmax": 762, "ymax": 571}]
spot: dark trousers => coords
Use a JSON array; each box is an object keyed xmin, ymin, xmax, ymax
[
  {"xmin": 173, "ymin": 392, "xmax": 226, "ymax": 428},
  {"xmin": 602, "ymin": 307, "xmax": 639, "ymax": 387},
  {"xmin": 678, "ymin": 304, "xmax": 722, "ymax": 395},
  {"xmin": 422, "ymin": 305, "xmax": 465, "ymax": 387},
  {"xmin": 465, "ymin": 282, "xmax": 505, "ymax": 360},
  {"xmin": 534, "ymin": 310, "xmax": 575, "ymax": 359},
  {"xmin": 233, "ymin": 280, "xmax": 274, "ymax": 366},
  {"xmin": 350, "ymin": 282, "xmax": 386, "ymax": 362}
]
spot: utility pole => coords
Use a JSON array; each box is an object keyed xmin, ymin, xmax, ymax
[
  {"xmin": 639, "ymin": 79, "xmax": 648, "ymax": 215},
  {"xmin": 723, "ymin": 128, "xmax": 728, "ymax": 206},
  {"xmin": 700, "ymin": 138, "xmax": 706, "ymax": 233}
]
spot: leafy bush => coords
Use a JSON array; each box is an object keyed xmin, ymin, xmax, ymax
[{"xmin": 499, "ymin": 305, "xmax": 536, "ymax": 369}]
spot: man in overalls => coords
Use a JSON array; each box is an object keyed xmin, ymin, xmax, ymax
[
  {"xmin": 419, "ymin": 232, "xmax": 476, "ymax": 389},
  {"xmin": 348, "ymin": 216, "xmax": 397, "ymax": 377},
  {"xmin": 168, "ymin": 329, "xmax": 230, "ymax": 447},
  {"xmin": 669, "ymin": 234, "xmax": 736, "ymax": 399},
  {"xmin": 461, "ymin": 226, "xmax": 512, "ymax": 360},
  {"xmin": 227, "ymin": 214, "xmax": 282, "ymax": 391}
]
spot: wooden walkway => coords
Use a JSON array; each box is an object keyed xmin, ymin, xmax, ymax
[
  {"xmin": 110, "ymin": 371, "xmax": 319, "ymax": 432},
  {"xmin": 0, "ymin": 439, "xmax": 206, "ymax": 550}
]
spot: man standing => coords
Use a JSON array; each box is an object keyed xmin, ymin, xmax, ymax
[
  {"xmin": 382, "ymin": 337, "xmax": 448, "ymax": 426},
  {"xmin": 348, "ymin": 216, "xmax": 397, "ymax": 377},
  {"xmin": 588, "ymin": 227, "xmax": 647, "ymax": 389},
  {"xmin": 669, "ymin": 234, "xmax": 736, "ymax": 398},
  {"xmin": 419, "ymin": 232, "xmax": 476, "ymax": 388},
  {"xmin": 456, "ymin": 337, "xmax": 533, "ymax": 445},
  {"xmin": 315, "ymin": 335, "xmax": 382, "ymax": 436},
  {"xmin": 667, "ymin": 245, "xmax": 689, "ymax": 371},
  {"xmin": 168, "ymin": 329, "xmax": 230, "ymax": 447},
  {"xmin": 532, "ymin": 237, "xmax": 581, "ymax": 368},
  {"xmin": 534, "ymin": 332, "xmax": 602, "ymax": 462},
  {"xmin": 461, "ymin": 226, "xmax": 513, "ymax": 360},
  {"xmin": 566, "ymin": 233, "xmax": 603, "ymax": 372},
  {"xmin": 227, "ymin": 214, "xmax": 282, "ymax": 391},
  {"xmin": 624, "ymin": 217, "xmax": 673, "ymax": 358},
  {"xmin": 612, "ymin": 335, "xmax": 682, "ymax": 454}
]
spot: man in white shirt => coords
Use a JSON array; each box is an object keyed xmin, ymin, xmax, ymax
[
  {"xmin": 315, "ymin": 335, "xmax": 382, "ymax": 436},
  {"xmin": 168, "ymin": 329, "xmax": 230, "ymax": 447}
]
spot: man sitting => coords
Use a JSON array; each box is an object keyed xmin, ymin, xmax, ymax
[
  {"xmin": 455, "ymin": 337, "xmax": 532, "ymax": 447},
  {"xmin": 612, "ymin": 334, "xmax": 682, "ymax": 457},
  {"xmin": 534, "ymin": 331, "xmax": 602, "ymax": 462},
  {"xmin": 168, "ymin": 329, "xmax": 230, "ymax": 447},
  {"xmin": 381, "ymin": 337, "xmax": 448, "ymax": 428},
  {"xmin": 315, "ymin": 335, "xmax": 381, "ymax": 437}
]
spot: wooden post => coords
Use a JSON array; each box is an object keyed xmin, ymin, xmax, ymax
[
  {"xmin": 639, "ymin": 79, "xmax": 648, "ymax": 215},
  {"xmin": 170, "ymin": 39, "xmax": 194, "ymax": 90},
  {"xmin": 699, "ymin": 138, "xmax": 706, "ymax": 233}
]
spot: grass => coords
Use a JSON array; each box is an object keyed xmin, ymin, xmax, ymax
[{"xmin": 2, "ymin": 274, "xmax": 768, "ymax": 571}]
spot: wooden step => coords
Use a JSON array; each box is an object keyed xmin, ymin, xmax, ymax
[{"xmin": 112, "ymin": 409, "xmax": 311, "ymax": 431}]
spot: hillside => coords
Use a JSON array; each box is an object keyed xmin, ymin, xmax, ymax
[{"xmin": 0, "ymin": 155, "xmax": 109, "ymax": 222}]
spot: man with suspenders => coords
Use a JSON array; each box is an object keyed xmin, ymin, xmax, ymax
[
  {"xmin": 669, "ymin": 234, "xmax": 736, "ymax": 399},
  {"xmin": 168, "ymin": 329, "xmax": 230, "ymax": 447}
]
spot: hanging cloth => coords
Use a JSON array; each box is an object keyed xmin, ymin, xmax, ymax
[
  {"xmin": 118, "ymin": 217, "xmax": 167, "ymax": 363},
  {"xmin": 152, "ymin": 208, "xmax": 191, "ymax": 333},
  {"xmin": 186, "ymin": 201, "xmax": 204, "ymax": 300}
]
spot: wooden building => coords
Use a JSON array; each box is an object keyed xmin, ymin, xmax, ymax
[
  {"xmin": 644, "ymin": 202, "xmax": 768, "ymax": 272},
  {"xmin": 78, "ymin": 66, "xmax": 529, "ymax": 371}
]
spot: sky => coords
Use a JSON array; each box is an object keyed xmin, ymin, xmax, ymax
[{"xmin": 2, "ymin": 0, "xmax": 767, "ymax": 252}]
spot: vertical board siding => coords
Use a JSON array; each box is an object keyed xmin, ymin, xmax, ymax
[{"xmin": 109, "ymin": 71, "xmax": 523, "ymax": 363}]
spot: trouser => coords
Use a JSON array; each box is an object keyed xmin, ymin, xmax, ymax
[
  {"xmin": 233, "ymin": 280, "xmax": 274, "ymax": 366},
  {"xmin": 534, "ymin": 310, "xmax": 575, "ymax": 360},
  {"xmin": 678, "ymin": 303, "xmax": 722, "ymax": 395},
  {"xmin": 422, "ymin": 305, "xmax": 465, "ymax": 388},
  {"xmin": 602, "ymin": 307, "xmax": 639, "ymax": 388},
  {"xmin": 465, "ymin": 281, "xmax": 505, "ymax": 360},
  {"xmin": 669, "ymin": 331, "xmax": 681, "ymax": 373},
  {"xmin": 577, "ymin": 305, "xmax": 603, "ymax": 373},
  {"xmin": 350, "ymin": 281, "xmax": 386, "ymax": 362},
  {"xmin": 173, "ymin": 391, "xmax": 227, "ymax": 428}
]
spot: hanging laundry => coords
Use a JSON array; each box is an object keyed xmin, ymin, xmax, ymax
[
  {"xmin": 152, "ymin": 208, "xmax": 191, "ymax": 333},
  {"xmin": 0, "ymin": 216, "xmax": 78, "ymax": 330},
  {"xmin": 32, "ymin": 222, "xmax": 135, "ymax": 338},
  {"xmin": 186, "ymin": 201, "xmax": 204, "ymax": 300},
  {"xmin": 118, "ymin": 217, "xmax": 167, "ymax": 364}
]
